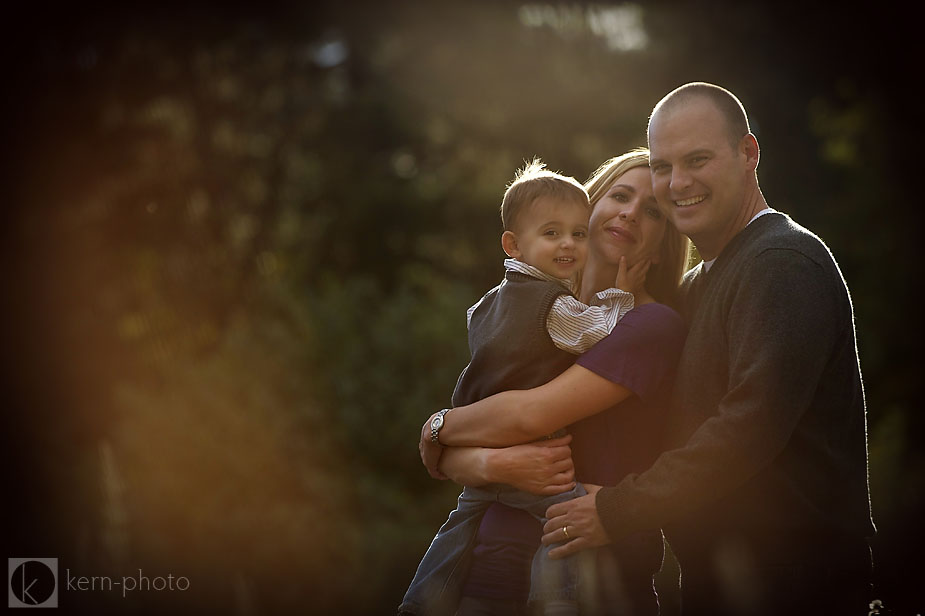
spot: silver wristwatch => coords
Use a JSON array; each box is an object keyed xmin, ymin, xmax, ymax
[{"xmin": 430, "ymin": 409, "xmax": 450, "ymax": 444}]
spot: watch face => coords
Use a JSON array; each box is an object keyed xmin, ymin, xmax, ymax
[{"xmin": 432, "ymin": 415, "xmax": 444, "ymax": 430}]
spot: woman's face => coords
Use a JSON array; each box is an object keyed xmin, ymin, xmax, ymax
[{"xmin": 588, "ymin": 165, "xmax": 668, "ymax": 268}]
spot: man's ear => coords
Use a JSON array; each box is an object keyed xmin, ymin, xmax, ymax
[
  {"xmin": 741, "ymin": 133, "xmax": 760, "ymax": 171},
  {"xmin": 501, "ymin": 230, "xmax": 521, "ymax": 259}
]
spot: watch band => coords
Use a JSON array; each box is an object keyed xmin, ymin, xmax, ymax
[{"xmin": 431, "ymin": 408, "xmax": 450, "ymax": 444}]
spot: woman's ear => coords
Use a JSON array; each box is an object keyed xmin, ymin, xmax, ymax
[{"xmin": 501, "ymin": 230, "xmax": 521, "ymax": 259}]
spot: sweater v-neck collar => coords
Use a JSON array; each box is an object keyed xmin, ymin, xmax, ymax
[{"xmin": 700, "ymin": 211, "xmax": 784, "ymax": 278}]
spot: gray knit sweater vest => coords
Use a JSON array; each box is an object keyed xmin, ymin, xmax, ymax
[{"xmin": 451, "ymin": 271, "xmax": 576, "ymax": 408}]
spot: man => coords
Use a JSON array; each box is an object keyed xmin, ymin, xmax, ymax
[{"xmin": 542, "ymin": 82, "xmax": 876, "ymax": 614}]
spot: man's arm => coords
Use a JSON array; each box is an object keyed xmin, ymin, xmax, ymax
[{"xmin": 592, "ymin": 249, "xmax": 845, "ymax": 542}]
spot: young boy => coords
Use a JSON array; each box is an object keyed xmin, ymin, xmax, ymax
[{"xmin": 399, "ymin": 160, "xmax": 641, "ymax": 616}]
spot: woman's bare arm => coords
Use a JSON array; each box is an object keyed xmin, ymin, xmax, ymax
[
  {"xmin": 438, "ymin": 436, "xmax": 577, "ymax": 496},
  {"xmin": 419, "ymin": 364, "xmax": 632, "ymax": 477},
  {"xmin": 435, "ymin": 362, "xmax": 631, "ymax": 441}
]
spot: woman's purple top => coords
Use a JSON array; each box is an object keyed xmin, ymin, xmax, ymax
[{"xmin": 462, "ymin": 303, "xmax": 686, "ymax": 602}]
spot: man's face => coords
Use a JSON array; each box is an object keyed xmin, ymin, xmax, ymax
[{"xmin": 648, "ymin": 97, "xmax": 750, "ymax": 258}]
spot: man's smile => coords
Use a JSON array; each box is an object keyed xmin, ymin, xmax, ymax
[{"xmin": 675, "ymin": 195, "xmax": 706, "ymax": 207}]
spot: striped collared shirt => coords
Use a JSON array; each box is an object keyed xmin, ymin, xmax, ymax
[{"xmin": 466, "ymin": 259, "xmax": 635, "ymax": 355}]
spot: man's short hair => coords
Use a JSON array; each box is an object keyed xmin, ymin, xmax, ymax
[
  {"xmin": 648, "ymin": 82, "xmax": 750, "ymax": 148},
  {"xmin": 501, "ymin": 158, "xmax": 590, "ymax": 231}
]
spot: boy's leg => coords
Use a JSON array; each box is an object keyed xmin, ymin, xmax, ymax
[
  {"xmin": 496, "ymin": 484, "xmax": 588, "ymax": 607},
  {"xmin": 398, "ymin": 487, "xmax": 496, "ymax": 616}
]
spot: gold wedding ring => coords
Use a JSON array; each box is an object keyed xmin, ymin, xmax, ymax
[{"xmin": 563, "ymin": 525, "xmax": 570, "ymax": 539}]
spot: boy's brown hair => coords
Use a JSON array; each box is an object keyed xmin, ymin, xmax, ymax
[{"xmin": 500, "ymin": 158, "xmax": 590, "ymax": 231}]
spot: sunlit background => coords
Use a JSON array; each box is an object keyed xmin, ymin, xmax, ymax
[{"xmin": 3, "ymin": 2, "xmax": 922, "ymax": 614}]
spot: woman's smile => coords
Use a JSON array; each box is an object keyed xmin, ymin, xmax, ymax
[{"xmin": 604, "ymin": 225, "xmax": 637, "ymax": 243}]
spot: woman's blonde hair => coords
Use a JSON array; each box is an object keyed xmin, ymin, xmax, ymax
[{"xmin": 583, "ymin": 147, "xmax": 691, "ymax": 305}]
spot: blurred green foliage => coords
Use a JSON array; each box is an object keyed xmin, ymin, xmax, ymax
[{"xmin": 3, "ymin": 2, "xmax": 921, "ymax": 614}]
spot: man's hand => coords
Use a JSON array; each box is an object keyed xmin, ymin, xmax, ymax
[
  {"xmin": 541, "ymin": 484, "xmax": 611, "ymax": 558},
  {"xmin": 616, "ymin": 256, "xmax": 651, "ymax": 295},
  {"xmin": 419, "ymin": 411, "xmax": 447, "ymax": 479}
]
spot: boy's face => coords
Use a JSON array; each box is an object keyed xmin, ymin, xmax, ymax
[{"xmin": 504, "ymin": 196, "xmax": 589, "ymax": 280}]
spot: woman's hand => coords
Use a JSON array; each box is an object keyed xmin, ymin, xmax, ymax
[
  {"xmin": 486, "ymin": 435, "xmax": 576, "ymax": 495},
  {"xmin": 541, "ymin": 484, "xmax": 611, "ymax": 558},
  {"xmin": 616, "ymin": 256, "xmax": 651, "ymax": 295}
]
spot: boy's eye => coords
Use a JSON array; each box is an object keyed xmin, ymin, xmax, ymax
[
  {"xmin": 543, "ymin": 229, "xmax": 558, "ymax": 236},
  {"xmin": 573, "ymin": 230, "xmax": 587, "ymax": 238}
]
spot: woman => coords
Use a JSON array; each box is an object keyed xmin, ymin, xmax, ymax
[{"xmin": 424, "ymin": 149, "xmax": 690, "ymax": 615}]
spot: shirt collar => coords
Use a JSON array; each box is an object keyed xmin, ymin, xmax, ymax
[
  {"xmin": 702, "ymin": 207, "xmax": 777, "ymax": 272},
  {"xmin": 504, "ymin": 258, "xmax": 574, "ymax": 290},
  {"xmin": 748, "ymin": 207, "xmax": 776, "ymax": 225}
]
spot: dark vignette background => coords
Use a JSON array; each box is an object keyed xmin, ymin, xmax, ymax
[{"xmin": 2, "ymin": 1, "xmax": 922, "ymax": 614}]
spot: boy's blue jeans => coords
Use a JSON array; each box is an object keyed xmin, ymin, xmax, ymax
[{"xmin": 399, "ymin": 482, "xmax": 587, "ymax": 616}]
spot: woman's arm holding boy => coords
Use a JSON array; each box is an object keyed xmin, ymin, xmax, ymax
[
  {"xmin": 435, "ymin": 436, "xmax": 578, "ymax": 496},
  {"xmin": 420, "ymin": 364, "xmax": 633, "ymax": 477}
]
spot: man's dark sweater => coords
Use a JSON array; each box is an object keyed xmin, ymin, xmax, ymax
[{"xmin": 596, "ymin": 212, "xmax": 875, "ymax": 567}]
